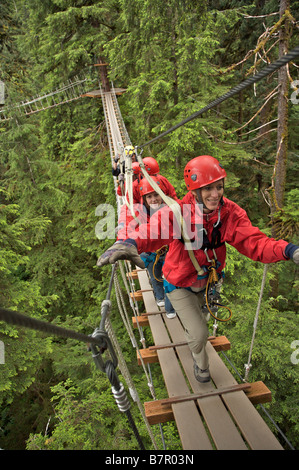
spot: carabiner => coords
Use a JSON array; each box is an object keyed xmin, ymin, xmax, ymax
[
  {"xmin": 89, "ymin": 328, "xmax": 118, "ymax": 373},
  {"xmin": 204, "ymin": 248, "xmax": 217, "ymax": 263}
]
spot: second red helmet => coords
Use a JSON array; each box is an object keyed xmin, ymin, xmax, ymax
[
  {"xmin": 142, "ymin": 157, "xmax": 160, "ymax": 175},
  {"xmin": 132, "ymin": 162, "xmax": 141, "ymax": 175},
  {"xmin": 139, "ymin": 176, "xmax": 161, "ymax": 196},
  {"xmin": 184, "ymin": 155, "xmax": 226, "ymax": 190}
]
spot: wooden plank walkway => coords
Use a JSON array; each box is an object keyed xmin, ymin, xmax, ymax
[{"xmin": 135, "ymin": 268, "xmax": 283, "ymax": 450}]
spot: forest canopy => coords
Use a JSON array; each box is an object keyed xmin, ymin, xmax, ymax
[{"xmin": 0, "ymin": 0, "xmax": 298, "ymax": 451}]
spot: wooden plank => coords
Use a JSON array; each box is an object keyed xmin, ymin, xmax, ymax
[
  {"xmin": 81, "ymin": 88, "xmax": 126, "ymax": 97},
  {"xmin": 137, "ymin": 347, "xmax": 158, "ymax": 365},
  {"xmin": 245, "ymin": 381, "xmax": 271, "ymax": 405},
  {"xmin": 206, "ymin": 343, "xmax": 283, "ymax": 450},
  {"xmin": 132, "ymin": 315, "xmax": 150, "ymax": 328},
  {"xmin": 144, "ymin": 399, "xmax": 174, "ymax": 425},
  {"xmin": 136, "ymin": 336, "xmax": 231, "ymax": 364},
  {"xmin": 209, "ymin": 335, "xmax": 231, "ymax": 351},
  {"xmin": 164, "ymin": 315, "xmax": 248, "ymax": 450},
  {"xmin": 148, "ymin": 336, "xmax": 231, "ymax": 352},
  {"xmin": 126, "ymin": 270, "xmax": 139, "ymax": 280},
  {"xmin": 130, "ymin": 290, "xmax": 144, "ymax": 301},
  {"xmin": 137, "ymin": 269, "xmax": 213, "ymax": 450},
  {"xmin": 160, "ymin": 384, "xmax": 251, "ymax": 405},
  {"xmin": 144, "ymin": 381, "xmax": 271, "ymax": 424}
]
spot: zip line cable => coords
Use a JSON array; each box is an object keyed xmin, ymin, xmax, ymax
[
  {"xmin": 139, "ymin": 45, "xmax": 299, "ymax": 149},
  {"xmin": 0, "ymin": 306, "xmax": 98, "ymax": 345}
]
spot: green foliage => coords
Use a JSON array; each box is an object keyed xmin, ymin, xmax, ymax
[{"xmin": 26, "ymin": 378, "xmax": 134, "ymax": 450}]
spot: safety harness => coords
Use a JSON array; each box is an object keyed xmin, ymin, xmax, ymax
[{"xmin": 198, "ymin": 204, "xmax": 232, "ymax": 322}]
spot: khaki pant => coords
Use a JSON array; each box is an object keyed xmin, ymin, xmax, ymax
[{"xmin": 167, "ymin": 287, "xmax": 209, "ymax": 370}]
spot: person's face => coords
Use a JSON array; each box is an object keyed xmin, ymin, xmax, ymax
[
  {"xmin": 192, "ymin": 180, "xmax": 224, "ymax": 212},
  {"xmin": 145, "ymin": 191, "xmax": 163, "ymax": 209}
]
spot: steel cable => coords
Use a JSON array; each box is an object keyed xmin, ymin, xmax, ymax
[
  {"xmin": 0, "ymin": 306, "xmax": 97, "ymax": 345},
  {"xmin": 139, "ymin": 45, "xmax": 299, "ymax": 148}
]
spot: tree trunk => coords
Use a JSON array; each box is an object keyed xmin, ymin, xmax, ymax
[
  {"xmin": 272, "ymin": 0, "xmax": 290, "ymax": 228},
  {"xmin": 270, "ymin": 0, "xmax": 290, "ymax": 296},
  {"xmin": 98, "ymin": 56, "xmax": 110, "ymax": 92}
]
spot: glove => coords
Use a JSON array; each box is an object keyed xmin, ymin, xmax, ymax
[
  {"xmin": 97, "ymin": 241, "xmax": 145, "ymax": 268},
  {"xmin": 293, "ymin": 249, "xmax": 299, "ymax": 265},
  {"xmin": 285, "ymin": 243, "xmax": 299, "ymax": 265}
]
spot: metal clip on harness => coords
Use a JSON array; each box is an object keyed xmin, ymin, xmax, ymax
[{"xmin": 203, "ymin": 251, "xmax": 233, "ymax": 323}]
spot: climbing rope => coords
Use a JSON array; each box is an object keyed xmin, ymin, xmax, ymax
[
  {"xmin": 100, "ymin": 283, "xmax": 159, "ymax": 449},
  {"xmin": 152, "ymin": 246, "xmax": 168, "ymax": 282}
]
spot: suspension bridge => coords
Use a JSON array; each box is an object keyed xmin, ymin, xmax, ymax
[
  {"xmin": 82, "ymin": 82, "xmax": 284, "ymax": 450},
  {"xmin": 0, "ymin": 74, "xmax": 97, "ymax": 121}
]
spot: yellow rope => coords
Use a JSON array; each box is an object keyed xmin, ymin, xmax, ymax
[{"xmin": 152, "ymin": 246, "xmax": 168, "ymax": 282}]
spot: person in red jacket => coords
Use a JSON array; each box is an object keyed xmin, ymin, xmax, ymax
[
  {"xmin": 117, "ymin": 177, "xmax": 176, "ymax": 318},
  {"xmin": 133, "ymin": 156, "xmax": 179, "ymax": 203},
  {"xmin": 138, "ymin": 178, "xmax": 176, "ymax": 318},
  {"xmin": 98, "ymin": 155, "xmax": 299, "ymax": 383},
  {"xmin": 116, "ymin": 156, "xmax": 179, "ymax": 237},
  {"xmin": 117, "ymin": 156, "xmax": 178, "ymax": 203}
]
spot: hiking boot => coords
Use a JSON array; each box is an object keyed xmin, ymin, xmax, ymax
[{"xmin": 193, "ymin": 362, "xmax": 210, "ymax": 383}]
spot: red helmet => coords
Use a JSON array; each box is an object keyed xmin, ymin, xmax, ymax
[
  {"xmin": 142, "ymin": 157, "xmax": 160, "ymax": 175},
  {"xmin": 132, "ymin": 162, "xmax": 141, "ymax": 175},
  {"xmin": 184, "ymin": 155, "xmax": 226, "ymax": 190},
  {"xmin": 139, "ymin": 176, "xmax": 161, "ymax": 196}
]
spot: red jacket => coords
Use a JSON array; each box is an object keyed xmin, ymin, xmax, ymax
[
  {"xmin": 117, "ymin": 180, "xmax": 140, "ymax": 202},
  {"xmin": 117, "ymin": 174, "xmax": 179, "ymax": 239},
  {"xmin": 128, "ymin": 193, "xmax": 289, "ymax": 288}
]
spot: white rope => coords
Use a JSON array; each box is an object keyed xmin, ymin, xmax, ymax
[
  {"xmin": 113, "ymin": 274, "xmax": 136, "ymax": 347},
  {"xmin": 113, "ymin": 268, "xmax": 156, "ymax": 392},
  {"xmin": 244, "ymin": 264, "xmax": 269, "ymax": 381},
  {"xmin": 118, "ymin": 261, "xmax": 146, "ymax": 347},
  {"xmin": 100, "ymin": 89, "xmax": 166, "ymax": 448}
]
